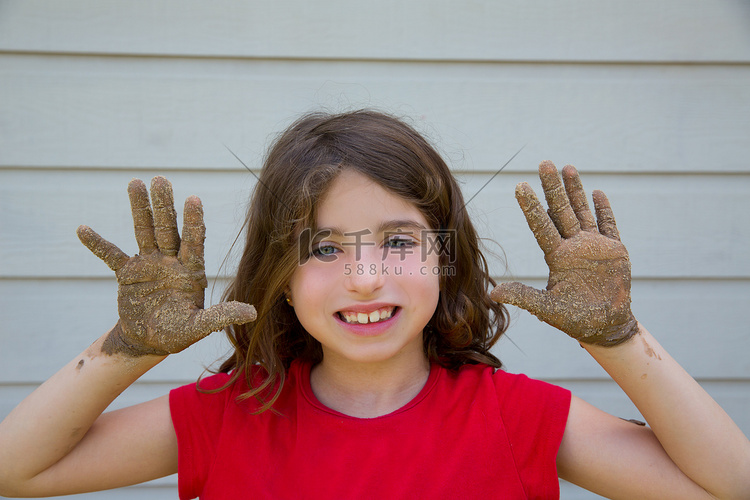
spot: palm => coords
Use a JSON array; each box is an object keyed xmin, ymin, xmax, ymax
[
  {"xmin": 114, "ymin": 251, "xmax": 209, "ymax": 354},
  {"xmin": 492, "ymin": 162, "xmax": 638, "ymax": 346},
  {"xmin": 78, "ymin": 177, "xmax": 256, "ymax": 357},
  {"xmin": 543, "ymin": 230, "xmax": 633, "ymax": 339}
]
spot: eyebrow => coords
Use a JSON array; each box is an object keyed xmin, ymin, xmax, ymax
[{"xmin": 317, "ymin": 219, "xmax": 429, "ymax": 237}]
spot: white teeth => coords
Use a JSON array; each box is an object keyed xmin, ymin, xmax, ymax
[{"xmin": 340, "ymin": 307, "xmax": 395, "ymax": 325}]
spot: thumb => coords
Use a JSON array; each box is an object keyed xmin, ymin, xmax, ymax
[
  {"xmin": 189, "ymin": 301, "xmax": 257, "ymax": 337},
  {"xmin": 490, "ymin": 282, "xmax": 548, "ymax": 318},
  {"xmin": 77, "ymin": 225, "xmax": 130, "ymax": 271}
]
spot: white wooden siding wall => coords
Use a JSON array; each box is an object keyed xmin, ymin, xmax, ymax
[{"xmin": 1, "ymin": 1, "xmax": 749, "ymax": 498}]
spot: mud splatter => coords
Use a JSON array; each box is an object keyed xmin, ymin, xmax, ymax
[
  {"xmin": 642, "ymin": 337, "xmax": 662, "ymax": 360},
  {"xmin": 620, "ymin": 417, "xmax": 646, "ymax": 426}
]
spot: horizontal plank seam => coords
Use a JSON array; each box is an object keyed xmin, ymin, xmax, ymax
[
  {"xmin": 491, "ymin": 276, "xmax": 750, "ymax": 283},
  {"xmin": 116, "ymin": 482, "xmax": 177, "ymax": 489},
  {"xmin": 2, "ymin": 165, "xmax": 750, "ymax": 176},
  {"xmin": 0, "ymin": 381, "xmax": 198, "ymax": 388},
  {"xmin": 3, "ymin": 377, "xmax": 749, "ymax": 388},
  {"xmin": 1, "ymin": 49, "xmax": 750, "ymax": 66}
]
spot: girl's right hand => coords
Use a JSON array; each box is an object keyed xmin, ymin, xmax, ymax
[{"xmin": 77, "ymin": 176, "xmax": 256, "ymax": 357}]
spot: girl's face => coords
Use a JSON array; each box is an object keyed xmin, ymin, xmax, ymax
[{"xmin": 288, "ymin": 169, "xmax": 441, "ymax": 369}]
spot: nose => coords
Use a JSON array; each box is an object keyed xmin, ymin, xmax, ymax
[{"xmin": 344, "ymin": 248, "xmax": 386, "ymax": 296}]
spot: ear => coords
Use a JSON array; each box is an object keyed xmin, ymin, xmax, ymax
[{"xmin": 284, "ymin": 287, "xmax": 293, "ymax": 307}]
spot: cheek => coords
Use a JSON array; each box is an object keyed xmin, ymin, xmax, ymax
[
  {"xmin": 419, "ymin": 256, "xmax": 443, "ymax": 312},
  {"xmin": 290, "ymin": 267, "xmax": 320, "ymax": 299},
  {"xmin": 393, "ymin": 251, "xmax": 441, "ymax": 282},
  {"xmin": 408, "ymin": 274, "xmax": 440, "ymax": 331},
  {"xmin": 422, "ymin": 274, "xmax": 441, "ymax": 309},
  {"xmin": 288, "ymin": 261, "xmax": 344, "ymax": 310},
  {"xmin": 396, "ymin": 258, "xmax": 441, "ymax": 308},
  {"xmin": 287, "ymin": 269, "xmax": 325, "ymax": 333}
]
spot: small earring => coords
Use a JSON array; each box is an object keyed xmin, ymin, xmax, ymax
[{"xmin": 286, "ymin": 296, "xmax": 293, "ymax": 306}]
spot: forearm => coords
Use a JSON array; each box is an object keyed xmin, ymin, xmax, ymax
[
  {"xmin": 583, "ymin": 323, "xmax": 750, "ymax": 498},
  {"xmin": 0, "ymin": 328, "xmax": 166, "ymax": 490}
]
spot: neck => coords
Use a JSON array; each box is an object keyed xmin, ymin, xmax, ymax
[{"xmin": 310, "ymin": 352, "xmax": 431, "ymax": 418}]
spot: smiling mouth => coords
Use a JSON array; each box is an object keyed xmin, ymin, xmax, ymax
[{"xmin": 337, "ymin": 306, "xmax": 397, "ymax": 325}]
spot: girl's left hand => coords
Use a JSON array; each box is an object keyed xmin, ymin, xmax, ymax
[{"xmin": 491, "ymin": 161, "xmax": 639, "ymax": 346}]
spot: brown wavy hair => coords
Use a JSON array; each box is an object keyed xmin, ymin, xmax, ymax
[{"xmin": 216, "ymin": 110, "xmax": 508, "ymax": 412}]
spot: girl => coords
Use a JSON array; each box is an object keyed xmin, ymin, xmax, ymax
[{"xmin": 0, "ymin": 110, "xmax": 748, "ymax": 499}]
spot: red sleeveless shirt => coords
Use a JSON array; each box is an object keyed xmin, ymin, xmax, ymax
[{"xmin": 170, "ymin": 361, "xmax": 570, "ymax": 499}]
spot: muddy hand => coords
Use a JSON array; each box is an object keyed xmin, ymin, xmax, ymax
[
  {"xmin": 491, "ymin": 162, "xmax": 638, "ymax": 346},
  {"xmin": 77, "ymin": 177, "xmax": 257, "ymax": 357}
]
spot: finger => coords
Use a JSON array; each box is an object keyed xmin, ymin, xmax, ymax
[
  {"xmin": 561, "ymin": 165, "xmax": 597, "ymax": 232},
  {"xmin": 515, "ymin": 182, "xmax": 562, "ymax": 256},
  {"xmin": 178, "ymin": 196, "xmax": 206, "ymax": 272},
  {"xmin": 490, "ymin": 282, "xmax": 551, "ymax": 319},
  {"xmin": 77, "ymin": 225, "xmax": 130, "ymax": 271},
  {"xmin": 150, "ymin": 176, "xmax": 180, "ymax": 256},
  {"xmin": 188, "ymin": 302, "xmax": 257, "ymax": 337},
  {"xmin": 539, "ymin": 160, "xmax": 580, "ymax": 238},
  {"xmin": 592, "ymin": 190, "xmax": 621, "ymax": 240},
  {"xmin": 127, "ymin": 179, "xmax": 157, "ymax": 253}
]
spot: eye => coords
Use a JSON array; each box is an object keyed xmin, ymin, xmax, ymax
[
  {"xmin": 311, "ymin": 243, "xmax": 339, "ymax": 261},
  {"xmin": 384, "ymin": 235, "xmax": 416, "ymax": 248},
  {"xmin": 313, "ymin": 244, "xmax": 336, "ymax": 255}
]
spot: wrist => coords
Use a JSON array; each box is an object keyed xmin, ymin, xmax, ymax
[
  {"xmin": 72, "ymin": 332, "xmax": 166, "ymax": 391},
  {"xmin": 579, "ymin": 315, "xmax": 640, "ymax": 348},
  {"xmin": 99, "ymin": 323, "xmax": 170, "ymax": 359}
]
